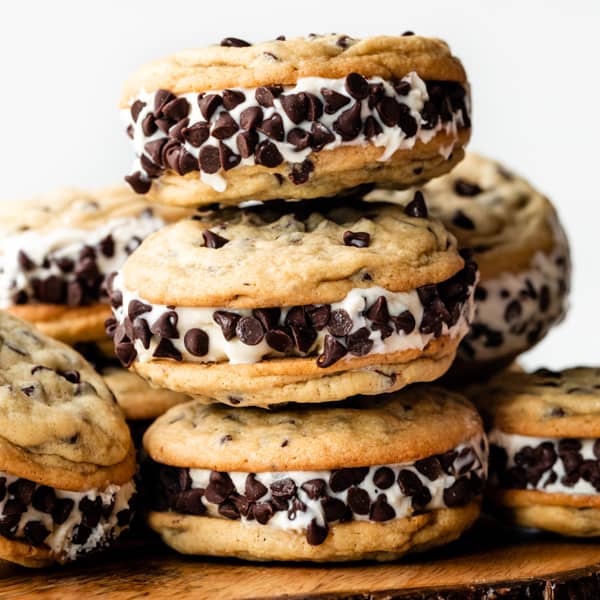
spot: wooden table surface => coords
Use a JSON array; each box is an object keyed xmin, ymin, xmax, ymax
[{"xmin": 1, "ymin": 518, "xmax": 599, "ymax": 599}]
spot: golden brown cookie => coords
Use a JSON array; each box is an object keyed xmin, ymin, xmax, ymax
[
  {"xmin": 469, "ymin": 367, "xmax": 600, "ymax": 536},
  {"xmin": 121, "ymin": 34, "xmax": 471, "ymax": 206},
  {"xmin": 0, "ymin": 311, "xmax": 136, "ymax": 567},
  {"xmin": 108, "ymin": 196, "xmax": 478, "ymax": 406},
  {"xmin": 0, "ymin": 186, "xmax": 190, "ymax": 344},
  {"xmin": 143, "ymin": 387, "xmax": 487, "ymax": 561},
  {"xmin": 367, "ymin": 153, "xmax": 571, "ymax": 375}
]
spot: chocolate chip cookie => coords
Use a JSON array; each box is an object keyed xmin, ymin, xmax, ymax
[
  {"xmin": 368, "ymin": 153, "xmax": 570, "ymax": 376},
  {"xmin": 121, "ymin": 34, "xmax": 471, "ymax": 207},
  {"xmin": 143, "ymin": 386, "xmax": 486, "ymax": 561},
  {"xmin": 0, "ymin": 186, "xmax": 190, "ymax": 345},
  {"xmin": 469, "ymin": 367, "xmax": 600, "ymax": 536},
  {"xmin": 0, "ymin": 311, "xmax": 137, "ymax": 567},
  {"xmin": 107, "ymin": 195, "xmax": 478, "ymax": 407}
]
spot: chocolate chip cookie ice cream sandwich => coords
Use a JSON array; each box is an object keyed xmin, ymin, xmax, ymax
[
  {"xmin": 107, "ymin": 194, "xmax": 478, "ymax": 407},
  {"xmin": 121, "ymin": 33, "xmax": 471, "ymax": 207},
  {"xmin": 143, "ymin": 387, "xmax": 487, "ymax": 562},
  {"xmin": 471, "ymin": 367, "xmax": 600, "ymax": 537},
  {"xmin": 0, "ymin": 311, "xmax": 137, "ymax": 567},
  {"xmin": 0, "ymin": 186, "xmax": 191, "ymax": 419},
  {"xmin": 368, "ymin": 153, "xmax": 570, "ymax": 377}
]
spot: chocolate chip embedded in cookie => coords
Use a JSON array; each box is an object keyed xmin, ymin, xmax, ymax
[
  {"xmin": 367, "ymin": 153, "xmax": 571, "ymax": 377},
  {"xmin": 143, "ymin": 386, "xmax": 487, "ymax": 562},
  {"xmin": 0, "ymin": 311, "xmax": 137, "ymax": 567},
  {"xmin": 121, "ymin": 34, "xmax": 471, "ymax": 207},
  {"xmin": 108, "ymin": 195, "xmax": 478, "ymax": 407},
  {"xmin": 0, "ymin": 186, "xmax": 190, "ymax": 345},
  {"xmin": 468, "ymin": 367, "xmax": 600, "ymax": 536}
]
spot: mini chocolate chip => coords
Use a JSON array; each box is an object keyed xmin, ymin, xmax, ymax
[
  {"xmin": 347, "ymin": 327, "xmax": 373, "ymax": 356},
  {"xmin": 79, "ymin": 496, "xmax": 102, "ymax": 528},
  {"xmin": 52, "ymin": 498, "xmax": 74, "ymax": 524},
  {"xmin": 321, "ymin": 496, "xmax": 346, "ymax": 522},
  {"xmin": 370, "ymin": 494, "xmax": 396, "ymax": 521},
  {"xmin": 240, "ymin": 106, "xmax": 263, "ymax": 130},
  {"xmin": 245, "ymin": 474, "xmax": 268, "ymax": 502},
  {"xmin": 154, "ymin": 89, "xmax": 176, "ymax": 115},
  {"xmin": 71, "ymin": 524, "xmax": 91, "ymax": 545},
  {"xmin": 24, "ymin": 521, "xmax": 50, "ymax": 546},
  {"xmin": 255, "ymin": 141, "xmax": 283, "ymax": 167},
  {"xmin": 347, "ymin": 486, "xmax": 370, "ymax": 515},
  {"xmin": 184, "ymin": 328, "xmax": 209, "ymax": 356},
  {"xmin": 452, "ymin": 210, "xmax": 475, "ymax": 230},
  {"xmin": 271, "ymin": 478, "xmax": 297, "ymax": 500},
  {"xmin": 253, "ymin": 501, "xmax": 274, "ymax": 524},
  {"xmin": 163, "ymin": 97, "xmax": 190, "ymax": 121},
  {"xmin": 345, "ymin": 72, "xmax": 369, "ymax": 100},
  {"xmin": 373, "ymin": 467, "xmax": 395, "ymax": 489},
  {"xmin": 150, "ymin": 311, "xmax": 179, "ymax": 339},
  {"xmin": 366, "ymin": 296, "xmax": 389, "ymax": 324},
  {"xmin": 172, "ymin": 489, "xmax": 206, "ymax": 515},
  {"xmin": 169, "ymin": 118, "xmax": 189, "ymax": 143},
  {"xmin": 255, "ymin": 85, "xmax": 283, "ymax": 108},
  {"xmin": 412, "ymin": 487, "xmax": 432, "ymax": 512},
  {"xmin": 18, "ymin": 250, "xmax": 35, "ymax": 271},
  {"xmin": 310, "ymin": 122, "xmax": 335, "ymax": 150},
  {"xmin": 132, "ymin": 319, "xmax": 152, "ymax": 351},
  {"xmin": 329, "ymin": 470, "xmax": 355, "ymax": 493},
  {"xmin": 212, "ymin": 112, "xmax": 239, "ymax": 140},
  {"xmin": 398, "ymin": 108, "xmax": 418, "ymax": 136},
  {"xmin": 144, "ymin": 139, "xmax": 167, "ymax": 164},
  {"xmin": 343, "ymin": 231, "xmax": 370, "ymax": 248},
  {"xmin": 205, "ymin": 472, "xmax": 235, "ymax": 504},
  {"xmin": 265, "ymin": 329, "xmax": 293, "ymax": 353},
  {"xmin": 130, "ymin": 100, "xmax": 146, "ymax": 122},
  {"xmin": 58, "ymin": 370, "xmax": 80, "ymax": 384},
  {"xmin": 391, "ymin": 311, "xmax": 416, "ymax": 334},
  {"xmin": 415, "ymin": 456, "xmax": 443, "ymax": 481},
  {"xmin": 220, "ymin": 37, "xmax": 251, "ymax": 47},
  {"xmin": 333, "ymin": 102, "xmax": 362, "ymax": 140},
  {"xmin": 363, "ymin": 115, "xmax": 383, "ymax": 139},
  {"xmin": 203, "ymin": 230, "xmax": 229, "ymax": 248},
  {"xmin": 222, "ymin": 89, "xmax": 246, "ymax": 110},
  {"xmin": 290, "ymin": 325, "xmax": 317, "ymax": 353},
  {"xmin": 289, "ymin": 159, "xmax": 314, "ymax": 185},
  {"xmin": 20, "ymin": 385, "xmax": 35, "ymax": 397},
  {"xmin": 236, "ymin": 316, "xmax": 264, "ymax": 345},
  {"xmin": 306, "ymin": 305, "xmax": 331, "ymax": 330},
  {"xmin": 317, "ymin": 335, "xmax": 347, "ymax": 368},
  {"xmin": 155, "ymin": 117, "xmax": 174, "ymax": 134},
  {"xmin": 404, "ymin": 191, "xmax": 428, "ymax": 218},
  {"xmin": 219, "ymin": 142, "xmax": 241, "ymax": 171},
  {"xmin": 213, "ymin": 311, "xmax": 241, "ymax": 340},
  {"xmin": 199, "ymin": 145, "xmax": 221, "ymax": 174},
  {"xmin": 305, "ymin": 93, "xmax": 323, "ymax": 121},
  {"xmin": 394, "ymin": 80, "xmax": 412, "ymax": 96},
  {"xmin": 125, "ymin": 172, "xmax": 151, "ymax": 194},
  {"xmin": 199, "ymin": 94, "xmax": 222, "ymax": 120},
  {"xmin": 98, "ymin": 234, "xmax": 115, "ymax": 258},
  {"xmin": 280, "ymin": 93, "xmax": 308, "ymax": 124},
  {"xmin": 504, "ymin": 300, "xmax": 522, "ymax": 323},
  {"xmin": 397, "ymin": 470, "xmax": 424, "ymax": 495},
  {"xmin": 301, "ymin": 479, "xmax": 326, "ymax": 500},
  {"xmin": 258, "ymin": 113, "xmax": 284, "ymax": 141},
  {"xmin": 539, "ymin": 285, "xmax": 551, "ymax": 312},
  {"xmin": 183, "ymin": 122, "xmax": 210, "ymax": 147},
  {"xmin": 328, "ymin": 309, "xmax": 353, "ymax": 336},
  {"xmin": 376, "ymin": 97, "xmax": 400, "ymax": 127},
  {"xmin": 55, "ymin": 257, "xmax": 74, "ymax": 273},
  {"xmin": 116, "ymin": 508, "xmax": 132, "ymax": 526},
  {"xmin": 306, "ymin": 519, "xmax": 328, "ymax": 545},
  {"xmin": 287, "ymin": 128, "xmax": 311, "ymax": 150},
  {"xmin": 218, "ymin": 501, "xmax": 240, "ymax": 520},
  {"xmin": 9, "ymin": 479, "xmax": 36, "ymax": 504},
  {"xmin": 128, "ymin": 299, "xmax": 152, "ymax": 321},
  {"xmin": 178, "ymin": 149, "xmax": 200, "ymax": 175},
  {"xmin": 321, "ymin": 88, "xmax": 350, "ymax": 114},
  {"xmin": 152, "ymin": 338, "xmax": 182, "ymax": 361},
  {"xmin": 236, "ymin": 130, "xmax": 258, "ymax": 158},
  {"xmin": 252, "ymin": 308, "xmax": 281, "ymax": 331},
  {"xmin": 141, "ymin": 113, "xmax": 157, "ymax": 136},
  {"xmin": 443, "ymin": 477, "xmax": 472, "ymax": 507},
  {"xmin": 454, "ymin": 179, "xmax": 482, "ymax": 196}
]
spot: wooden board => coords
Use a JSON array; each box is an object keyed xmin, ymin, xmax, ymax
[{"xmin": 1, "ymin": 518, "xmax": 600, "ymax": 599}]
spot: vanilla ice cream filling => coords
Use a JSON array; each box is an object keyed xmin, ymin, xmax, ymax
[
  {"xmin": 489, "ymin": 430, "xmax": 600, "ymax": 496},
  {"xmin": 0, "ymin": 472, "xmax": 136, "ymax": 562},
  {"xmin": 124, "ymin": 73, "xmax": 470, "ymax": 192}
]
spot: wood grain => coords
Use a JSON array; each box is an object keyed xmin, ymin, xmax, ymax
[{"xmin": 0, "ymin": 518, "xmax": 599, "ymax": 599}]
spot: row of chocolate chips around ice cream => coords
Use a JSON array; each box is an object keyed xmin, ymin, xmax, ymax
[
  {"xmin": 10, "ymin": 232, "xmax": 145, "ymax": 308},
  {"xmin": 125, "ymin": 73, "xmax": 469, "ymax": 193},
  {"xmin": 490, "ymin": 438, "xmax": 600, "ymax": 492},
  {"xmin": 0, "ymin": 476, "xmax": 134, "ymax": 548},
  {"xmin": 106, "ymin": 247, "xmax": 477, "ymax": 369},
  {"xmin": 144, "ymin": 442, "xmax": 485, "ymax": 546}
]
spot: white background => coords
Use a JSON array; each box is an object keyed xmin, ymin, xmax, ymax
[{"xmin": 1, "ymin": 0, "xmax": 598, "ymax": 369}]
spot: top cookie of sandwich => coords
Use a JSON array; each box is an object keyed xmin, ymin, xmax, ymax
[
  {"xmin": 368, "ymin": 153, "xmax": 562, "ymax": 280},
  {"xmin": 0, "ymin": 311, "xmax": 135, "ymax": 490},
  {"xmin": 469, "ymin": 367, "xmax": 600, "ymax": 439},
  {"xmin": 121, "ymin": 34, "xmax": 471, "ymax": 206},
  {"xmin": 118, "ymin": 194, "xmax": 463, "ymax": 308}
]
